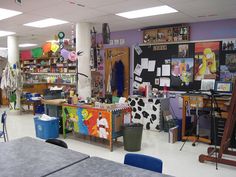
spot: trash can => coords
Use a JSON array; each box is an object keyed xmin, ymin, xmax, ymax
[
  {"xmin": 34, "ymin": 117, "xmax": 59, "ymax": 140},
  {"xmin": 123, "ymin": 123, "xmax": 143, "ymax": 151}
]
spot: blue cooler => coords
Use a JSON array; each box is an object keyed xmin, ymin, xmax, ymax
[{"xmin": 34, "ymin": 117, "xmax": 59, "ymax": 139}]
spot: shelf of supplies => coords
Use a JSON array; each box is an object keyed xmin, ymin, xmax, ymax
[{"xmin": 28, "ymin": 72, "xmax": 77, "ymax": 75}]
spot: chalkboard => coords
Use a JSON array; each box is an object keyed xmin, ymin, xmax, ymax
[{"xmin": 133, "ymin": 41, "xmax": 221, "ymax": 91}]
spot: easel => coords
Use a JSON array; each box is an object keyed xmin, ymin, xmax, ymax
[{"xmin": 199, "ymin": 80, "xmax": 236, "ymax": 168}]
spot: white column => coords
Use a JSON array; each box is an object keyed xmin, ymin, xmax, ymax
[
  {"xmin": 7, "ymin": 36, "xmax": 21, "ymax": 111},
  {"xmin": 7, "ymin": 36, "xmax": 19, "ymax": 66},
  {"xmin": 76, "ymin": 23, "xmax": 91, "ymax": 99}
]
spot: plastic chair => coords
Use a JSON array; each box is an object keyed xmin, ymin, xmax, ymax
[
  {"xmin": 124, "ymin": 153, "xmax": 163, "ymax": 173},
  {"xmin": 0, "ymin": 111, "xmax": 8, "ymax": 142},
  {"xmin": 45, "ymin": 138, "xmax": 68, "ymax": 148}
]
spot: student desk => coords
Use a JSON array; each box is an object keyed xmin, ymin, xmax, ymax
[
  {"xmin": 181, "ymin": 93, "xmax": 230, "ymax": 144},
  {"xmin": 0, "ymin": 137, "xmax": 89, "ymax": 177},
  {"xmin": 47, "ymin": 157, "xmax": 174, "ymax": 177}
]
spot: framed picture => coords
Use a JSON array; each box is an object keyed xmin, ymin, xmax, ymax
[
  {"xmin": 200, "ymin": 79, "xmax": 215, "ymax": 91},
  {"xmin": 215, "ymin": 81, "xmax": 233, "ymax": 92}
]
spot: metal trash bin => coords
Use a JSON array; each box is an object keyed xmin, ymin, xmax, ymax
[{"xmin": 123, "ymin": 123, "xmax": 143, "ymax": 151}]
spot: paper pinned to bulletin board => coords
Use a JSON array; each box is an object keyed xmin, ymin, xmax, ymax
[
  {"xmin": 148, "ymin": 60, "xmax": 156, "ymax": 72},
  {"xmin": 141, "ymin": 58, "xmax": 149, "ymax": 69},
  {"xmin": 162, "ymin": 64, "xmax": 170, "ymax": 76},
  {"xmin": 134, "ymin": 64, "xmax": 143, "ymax": 76},
  {"xmin": 160, "ymin": 77, "xmax": 170, "ymax": 87}
]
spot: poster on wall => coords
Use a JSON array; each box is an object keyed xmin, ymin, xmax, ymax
[
  {"xmin": 194, "ymin": 42, "xmax": 220, "ymax": 80},
  {"xmin": 171, "ymin": 58, "xmax": 194, "ymax": 86},
  {"xmin": 220, "ymin": 53, "xmax": 236, "ymax": 82},
  {"xmin": 178, "ymin": 44, "xmax": 189, "ymax": 58},
  {"xmin": 91, "ymin": 71, "xmax": 103, "ymax": 97},
  {"xmin": 222, "ymin": 38, "xmax": 236, "ymax": 51}
]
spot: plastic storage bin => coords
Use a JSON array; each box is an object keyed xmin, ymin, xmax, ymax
[{"xmin": 34, "ymin": 117, "xmax": 59, "ymax": 139}]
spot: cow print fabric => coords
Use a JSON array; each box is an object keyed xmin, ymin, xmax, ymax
[{"xmin": 128, "ymin": 97, "xmax": 161, "ymax": 131}]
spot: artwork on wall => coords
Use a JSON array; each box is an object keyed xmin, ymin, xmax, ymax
[
  {"xmin": 143, "ymin": 24, "xmax": 190, "ymax": 44},
  {"xmin": 178, "ymin": 44, "xmax": 189, "ymax": 58},
  {"xmin": 222, "ymin": 38, "xmax": 236, "ymax": 51},
  {"xmin": 220, "ymin": 53, "xmax": 236, "ymax": 82},
  {"xmin": 194, "ymin": 42, "xmax": 220, "ymax": 80},
  {"xmin": 171, "ymin": 58, "xmax": 194, "ymax": 86},
  {"xmin": 91, "ymin": 71, "xmax": 103, "ymax": 97}
]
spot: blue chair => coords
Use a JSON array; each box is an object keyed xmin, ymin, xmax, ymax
[
  {"xmin": 0, "ymin": 111, "xmax": 8, "ymax": 142},
  {"xmin": 124, "ymin": 153, "xmax": 163, "ymax": 173}
]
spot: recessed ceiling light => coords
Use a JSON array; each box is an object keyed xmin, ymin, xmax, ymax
[
  {"xmin": 116, "ymin": 5, "xmax": 178, "ymax": 19},
  {"xmin": 0, "ymin": 30, "xmax": 16, "ymax": 37},
  {"xmin": 24, "ymin": 18, "xmax": 69, "ymax": 28},
  {"xmin": 19, "ymin": 43, "xmax": 38, "ymax": 48},
  {"xmin": 0, "ymin": 8, "xmax": 22, "ymax": 21}
]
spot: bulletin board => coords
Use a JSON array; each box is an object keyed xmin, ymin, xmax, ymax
[
  {"xmin": 133, "ymin": 41, "xmax": 221, "ymax": 91},
  {"xmin": 220, "ymin": 38, "xmax": 236, "ymax": 83}
]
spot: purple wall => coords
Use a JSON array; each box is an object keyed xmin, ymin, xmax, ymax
[
  {"xmin": 98, "ymin": 18, "xmax": 236, "ymax": 119},
  {"xmin": 191, "ymin": 18, "xmax": 236, "ymax": 40}
]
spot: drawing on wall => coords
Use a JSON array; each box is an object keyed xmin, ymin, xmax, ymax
[
  {"xmin": 194, "ymin": 42, "xmax": 220, "ymax": 80},
  {"xmin": 222, "ymin": 38, "xmax": 236, "ymax": 51},
  {"xmin": 178, "ymin": 44, "xmax": 189, "ymax": 58},
  {"xmin": 171, "ymin": 58, "xmax": 194, "ymax": 86},
  {"xmin": 220, "ymin": 53, "xmax": 236, "ymax": 82}
]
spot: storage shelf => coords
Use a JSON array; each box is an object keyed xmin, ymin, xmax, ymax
[{"xmin": 28, "ymin": 72, "xmax": 76, "ymax": 75}]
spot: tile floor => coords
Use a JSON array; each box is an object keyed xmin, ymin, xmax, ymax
[{"xmin": 1, "ymin": 108, "xmax": 235, "ymax": 177}]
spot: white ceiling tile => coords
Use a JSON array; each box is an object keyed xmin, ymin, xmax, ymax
[{"xmin": 95, "ymin": 0, "xmax": 165, "ymax": 14}]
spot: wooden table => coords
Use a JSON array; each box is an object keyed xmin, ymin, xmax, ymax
[
  {"xmin": 21, "ymin": 99, "xmax": 42, "ymax": 115},
  {"xmin": 47, "ymin": 157, "xmax": 174, "ymax": 177},
  {"xmin": 181, "ymin": 93, "xmax": 230, "ymax": 144},
  {"xmin": 0, "ymin": 137, "xmax": 89, "ymax": 177}
]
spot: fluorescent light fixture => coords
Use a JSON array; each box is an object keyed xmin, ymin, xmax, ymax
[
  {"xmin": 24, "ymin": 18, "xmax": 69, "ymax": 28},
  {"xmin": 0, "ymin": 30, "xmax": 16, "ymax": 37},
  {"xmin": 19, "ymin": 43, "xmax": 38, "ymax": 48},
  {"xmin": 47, "ymin": 39, "xmax": 58, "ymax": 43},
  {"xmin": 46, "ymin": 38, "xmax": 70, "ymax": 43},
  {"xmin": 0, "ymin": 8, "xmax": 22, "ymax": 21},
  {"xmin": 116, "ymin": 5, "xmax": 178, "ymax": 19},
  {"xmin": 0, "ymin": 47, "xmax": 7, "ymax": 50}
]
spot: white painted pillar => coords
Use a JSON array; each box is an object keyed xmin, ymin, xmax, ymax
[
  {"xmin": 7, "ymin": 36, "xmax": 21, "ymax": 111},
  {"xmin": 7, "ymin": 36, "xmax": 19, "ymax": 66},
  {"xmin": 76, "ymin": 23, "xmax": 91, "ymax": 99}
]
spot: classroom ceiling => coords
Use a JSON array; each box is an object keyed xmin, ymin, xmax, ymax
[{"xmin": 0, "ymin": 0, "xmax": 236, "ymax": 48}]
